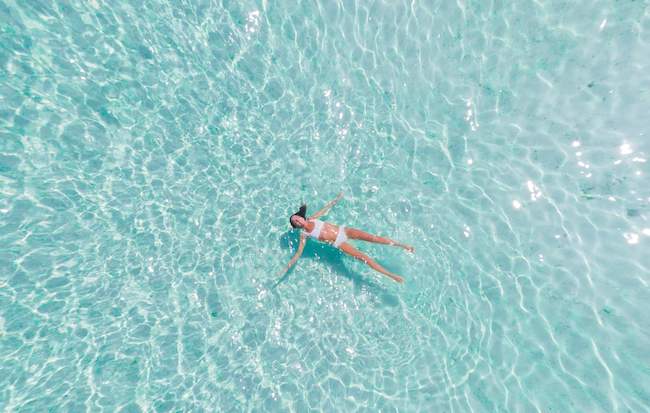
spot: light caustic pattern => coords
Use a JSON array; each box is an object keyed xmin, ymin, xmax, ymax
[{"xmin": 1, "ymin": 0, "xmax": 650, "ymax": 412}]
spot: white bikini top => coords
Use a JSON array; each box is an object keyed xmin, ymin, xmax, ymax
[{"xmin": 306, "ymin": 219, "xmax": 324, "ymax": 239}]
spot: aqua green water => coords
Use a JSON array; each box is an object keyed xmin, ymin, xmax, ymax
[{"xmin": 1, "ymin": 0, "xmax": 650, "ymax": 411}]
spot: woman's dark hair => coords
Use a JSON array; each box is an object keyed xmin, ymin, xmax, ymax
[{"xmin": 289, "ymin": 204, "xmax": 307, "ymax": 228}]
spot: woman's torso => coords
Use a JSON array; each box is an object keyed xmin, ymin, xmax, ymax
[{"xmin": 305, "ymin": 219, "xmax": 339, "ymax": 243}]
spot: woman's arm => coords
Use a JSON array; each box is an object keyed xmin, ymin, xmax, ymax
[
  {"xmin": 308, "ymin": 192, "xmax": 344, "ymax": 220},
  {"xmin": 278, "ymin": 234, "xmax": 307, "ymax": 276}
]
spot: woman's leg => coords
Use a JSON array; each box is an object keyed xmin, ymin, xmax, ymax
[
  {"xmin": 345, "ymin": 227, "xmax": 414, "ymax": 252},
  {"xmin": 338, "ymin": 243, "xmax": 404, "ymax": 283}
]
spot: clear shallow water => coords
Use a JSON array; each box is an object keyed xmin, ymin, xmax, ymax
[{"xmin": 1, "ymin": 0, "xmax": 650, "ymax": 411}]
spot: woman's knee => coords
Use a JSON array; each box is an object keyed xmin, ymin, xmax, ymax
[{"xmin": 353, "ymin": 252, "xmax": 372, "ymax": 264}]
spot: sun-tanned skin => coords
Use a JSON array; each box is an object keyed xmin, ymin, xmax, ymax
[{"xmin": 279, "ymin": 192, "xmax": 414, "ymax": 283}]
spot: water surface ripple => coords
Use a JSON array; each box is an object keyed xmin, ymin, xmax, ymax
[{"xmin": 1, "ymin": 0, "xmax": 649, "ymax": 411}]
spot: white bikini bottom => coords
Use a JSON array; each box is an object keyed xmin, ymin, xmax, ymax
[{"xmin": 333, "ymin": 226, "xmax": 348, "ymax": 248}]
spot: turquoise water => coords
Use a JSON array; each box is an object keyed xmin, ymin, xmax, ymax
[{"xmin": 1, "ymin": 0, "xmax": 650, "ymax": 411}]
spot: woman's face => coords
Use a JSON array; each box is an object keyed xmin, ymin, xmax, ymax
[{"xmin": 291, "ymin": 215, "xmax": 306, "ymax": 228}]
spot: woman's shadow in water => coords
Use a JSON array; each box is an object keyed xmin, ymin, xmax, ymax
[{"xmin": 272, "ymin": 231, "xmax": 399, "ymax": 306}]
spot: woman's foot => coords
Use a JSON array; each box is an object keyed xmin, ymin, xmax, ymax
[
  {"xmin": 391, "ymin": 274, "xmax": 405, "ymax": 283},
  {"xmin": 389, "ymin": 242, "xmax": 414, "ymax": 253},
  {"xmin": 400, "ymin": 244, "xmax": 415, "ymax": 253}
]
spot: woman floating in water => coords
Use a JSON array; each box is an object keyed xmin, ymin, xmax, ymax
[{"xmin": 279, "ymin": 192, "xmax": 414, "ymax": 283}]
